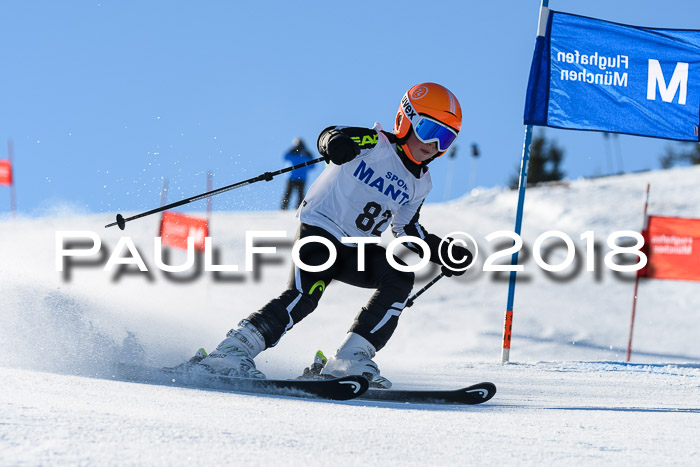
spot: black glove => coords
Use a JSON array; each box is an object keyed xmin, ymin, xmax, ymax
[
  {"xmin": 318, "ymin": 130, "xmax": 360, "ymax": 165},
  {"xmin": 439, "ymin": 238, "xmax": 473, "ymax": 277}
]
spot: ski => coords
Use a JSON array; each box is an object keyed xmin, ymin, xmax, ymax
[
  {"xmin": 357, "ymin": 382, "xmax": 496, "ymax": 405},
  {"xmin": 298, "ymin": 351, "xmax": 496, "ymax": 405},
  {"xmin": 117, "ymin": 364, "xmax": 369, "ymax": 401}
]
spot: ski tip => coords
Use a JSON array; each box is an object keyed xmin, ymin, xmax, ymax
[
  {"xmin": 463, "ymin": 382, "xmax": 497, "ymax": 403},
  {"xmin": 335, "ymin": 374, "xmax": 370, "ymax": 396}
]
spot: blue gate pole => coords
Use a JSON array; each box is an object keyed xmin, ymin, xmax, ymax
[{"xmin": 501, "ymin": 0, "xmax": 549, "ymax": 363}]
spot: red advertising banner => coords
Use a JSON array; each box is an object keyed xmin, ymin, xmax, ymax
[
  {"xmin": 641, "ymin": 215, "xmax": 700, "ymax": 282},
  {"xmin": 0, "ymin": 159, "xmax": 12, "ymax": 186},
  {"xmin": 159, "ymin": 211, "xmax": 208, "ymax": 251}
]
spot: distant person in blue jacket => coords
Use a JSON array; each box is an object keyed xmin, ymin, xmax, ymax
[{"xmin": 281, "ymin": 138, "xmax": 315, "ymax": 210}]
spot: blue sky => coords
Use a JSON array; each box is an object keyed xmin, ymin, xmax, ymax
[{"xmin": 0, "ymin": 0, "xmax": 697, "ymax": 216}]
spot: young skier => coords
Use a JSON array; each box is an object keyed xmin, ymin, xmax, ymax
[{"xmin": 198, "ymin": 82, "xmax": 472, "ymax": 387}]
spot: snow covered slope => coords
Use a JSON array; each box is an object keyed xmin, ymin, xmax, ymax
[{"xmin": 1, "ymin": 166, "xmax": 699, "ymax": 464}]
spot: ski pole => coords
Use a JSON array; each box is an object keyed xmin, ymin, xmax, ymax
[
  {"xmin": 105, "ymin": 156, "xmax": 326, "ymax": 230},
  {"xmin": 405, "ymin": 271, "xmax": 446, "ymax": 308}
]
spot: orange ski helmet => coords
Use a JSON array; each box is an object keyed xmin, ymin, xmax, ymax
[{"xmin": 394, "ymin": 82, "xmax": 462, "ymax": 163}]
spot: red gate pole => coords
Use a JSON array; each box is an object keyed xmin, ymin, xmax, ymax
[{"xmin": 626, "ymin": 183, "xmax": 650, "ymax": 362}]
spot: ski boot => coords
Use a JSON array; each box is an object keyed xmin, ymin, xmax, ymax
[
  {"xmin": 321, "ymin": 333, "xmax": 392, "ymax": 389},
  {"xmin": 167, "ymin": 347, "xmax": 210, "ymax": 373},
  {"xmin": 197, "ymin": 320, "xmax": 266, "ymax": 379}
]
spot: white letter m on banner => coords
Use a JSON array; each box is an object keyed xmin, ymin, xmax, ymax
[{"xmin": 647, "ymin": 59, "xmax": 688, "ymax": 105}]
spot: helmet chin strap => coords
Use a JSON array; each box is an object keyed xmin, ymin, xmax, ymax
[
  {"xmin": 400, "ymin": 142, "xmax": 423, "ymax": 165},
  {"xmin": 401, "ymin": 144, "xmax": 445, "ymax": 166},
  {"xmin": 396, "ymin": 127, "xmax": 424, "ymax": 165}
]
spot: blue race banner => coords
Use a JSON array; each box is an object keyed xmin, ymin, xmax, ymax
[{"xmin": 524, "ymin": 11, "xmax": 700, "ymax": 141}]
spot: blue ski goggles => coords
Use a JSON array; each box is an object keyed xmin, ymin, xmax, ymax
[{"xmin": 413, "ymin": 116, "xmax": 458, "ymax": 152}]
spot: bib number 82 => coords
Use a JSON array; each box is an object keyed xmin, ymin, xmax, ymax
[{"xmin": 355, "ymin": 202, "xmax": 392, "ymax": 236}]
